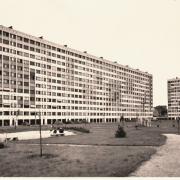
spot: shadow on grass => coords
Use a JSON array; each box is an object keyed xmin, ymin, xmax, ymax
[{"xmin": 27, "ymin": 153, "xmax": 58, "ymax": 159}]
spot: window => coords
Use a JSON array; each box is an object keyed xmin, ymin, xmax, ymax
[
  {"xmin": 36, "ymin": 48, "xmax": 40, "ymax": 53},
  {"xmin": 11, "ymin": 49, "xmax": 16, "ymax": 54},
  {"xmin": 24, "ymin": 67, "xmax": 29, "ymax": 72},
  {"xmin": 52, "ymin": 46, "xmax": 56, "ymax": 51},
  {"xmin": 10, "ymin": 57, "xmax": 16, "ymax": 62},
  {"xmin": 24, "ymin": 75, "xmax": 29, "ymax": 79},
  {"xmin": 11, "ymin": 65, "xmax": 16, "ymax": 69},
  {"xmin": 3, "ymin": 56, "xmax": 9, "ymax": 60},
  {"xmin": 3, "ymin": 31, "xmax": 9, "ymax": 37},
  {"xmin": 17, "ymin": 73, "xmax": 22, "ymax": 78},
  {"xmin": 24, "ymin": 89, "xmax": 29, "ymax": 93},
  {"xmin": 17, "ymin": 51, "xmax": 23, "ymax": 56},
  {"xmin": 10, "ymin": 34, "xmax": 16, "ymax": 39},
  {"xmin": 24, "ymin": 38, "xmax": 29, "ymax": 43},
  {"xmin": 24, "ymin": 112, "xmax": 29, "ymax": 115},
  {"xmin": 17, "ymin": 36, "xmax": 23, "ymax": 41},
  {"xmin": 3, "ymin": 95, "xmax": 9, "ymax": 100},
  {"xmin": 30, "ymin": 54, "xmax": 35, "ymax": 59},
  {"xmin": 24, "ymin": 53, "xmax": 29, "ymax": 57},
  {"xmin": 3, "ymin": 47, "xmax": 9, "ymax": 52},
  {"xmin": 11, "ymin": 72, "xmax": 16, "ymax": 77},
  {"xmin": 3, "ymin": 64, "xmax": 9, "ymax": 68},
  {"xmin": 24, "ymin": 45, "xmax": 29, "ymax": 50},
  {"xmin": 3, "ymin": 39, "xmax": 9, "ymax": 45},
  {"xmin": 52, "ymin": 60, "xmax": 56, "ymax": 64},
  {"xmin": 30, "ymin": 40, "xmax": 35, "ymax": 44},
  {"xmin": 17, "ymin": 58, "xmax": 23, "ymax": 63},
  {"xmin": 41, "ymin": 43, "xmax": 46, "ymax": 48},
  {"xmin": 52, "ymin": 53, "xmax": 56, "ymax": 57},
  {"xmin": 3, "ymin": 79, "xmax": 9, "ymax": 84},
  {"xmin": 11, "ymin": 80, "xmax": 16, "ymax": 85},
  {"xmin": 36, "ymin": 41, "xmax": 40, "ymax": 46},
  {"xmin": 30, "ymin": 61, "xmax": 35, "ymax": 65},
  {"xmin": 47, "ymin": 45, "xmax": 51, "ymax": 49},
  {"xmin": 17, "ymin": 66, "xmax": 23, "ymax": 71}
]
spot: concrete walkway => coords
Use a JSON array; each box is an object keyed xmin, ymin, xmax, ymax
[
  {"xmin": 130, "ymin": 134, "xmax": 180, "ymax": 177},
  {"xmin": 0, "ymin": 130, "xmax": 75, "ymax": 141}
]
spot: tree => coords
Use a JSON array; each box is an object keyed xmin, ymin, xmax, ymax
[{"xmin": 153, "ymin": 106, "xmax": 167, "ymax": 117}]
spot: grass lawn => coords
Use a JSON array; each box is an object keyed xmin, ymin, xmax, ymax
[
  {"xmin": 0, "ymin": 143, "xmax": 155, "ymax": 177},
  {"xmin": 0, "ymin": 120, "xmax": 179, "ymax": 177}
]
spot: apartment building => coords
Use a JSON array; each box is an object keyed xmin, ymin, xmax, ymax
[
  {"xmin": 168, "ymin": 77, "xmax": 180, "ymax": 120},
  {"xmin": 0, "ymin": 25, "xmax": 153, "ymax": 126}
]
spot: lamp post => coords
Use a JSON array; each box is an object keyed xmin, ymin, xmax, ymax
[
  {"xmin": 177, "ymin": 117, "xmax": 180, "ymax": 135},
  {"xmin": 135, "ymin": 113, "xmax": 139, "ymax": 129},
  {"xmin": 39, "ymin": 111, "xmax": 42, "ymax": 157},
  {"xmin": 177, "ymin": 102, "xmax": 180, "ymax": 135},
  {"xmin": 141, "ymin": 92, "xmax": 146, "ymax": 126},
  {"xmin": 15, "ymin": 109, "xmax": 20, "ymax": 129}
]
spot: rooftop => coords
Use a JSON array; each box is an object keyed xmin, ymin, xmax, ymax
[{"xmin": 0, "ymin": 25, "xmax": 152, "ymax": 76}]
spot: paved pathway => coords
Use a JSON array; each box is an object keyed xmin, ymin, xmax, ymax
[
  {"xmin": 0, "ymin": 130, "xmax": 75, "ymax": 141},
  {"xmin": 130, "ymin": 134, "xmax": 180, "ymax": 177}
]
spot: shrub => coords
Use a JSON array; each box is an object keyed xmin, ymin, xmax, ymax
[
  {"xmin": 64, "ymin": 121, "xmax": 73, "ymax": 124},
  {"xmin": 115, "ymin": 126, "xmax": 126, "ymax": 138},
  {"xmin": 0, "ymin": 142, "xmax": 5, "ymax": 149},
  {"xmin": 65, "ymin": 127, "xmax": 90, "ymax": 133},
  {"xmin": 75, "ymin": 127, "xmax": 90, "ymax": 133}
]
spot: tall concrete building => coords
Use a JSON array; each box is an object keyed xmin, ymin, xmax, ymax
[
  {"xmin": 0, "ymin": 25, "xmax": 153, "ymax": 126},
  {"xmin": 168, "ymin": 77, "xmax": 180, "ymax": 120}
]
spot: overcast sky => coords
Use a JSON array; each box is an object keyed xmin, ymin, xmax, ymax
[{"xmin": 0, "ymin": 0, "xmax": 180, "ymax": 106}]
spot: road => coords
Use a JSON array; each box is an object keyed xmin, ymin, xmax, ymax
[{"xmin": 130, "ymin": 134, "xmax": 180, "ymax": 177}]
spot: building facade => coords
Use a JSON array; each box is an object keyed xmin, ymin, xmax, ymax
[
  {"xmin": 168, "ymin": 77, "xmax": 180, "ymax": 120},
  {"xmin": 0, "ymin": 25, "xmax": 153, "ymax": 126}
]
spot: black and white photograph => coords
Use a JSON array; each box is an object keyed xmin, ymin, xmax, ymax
[{"xmin": 0, "ymin": 0, "xmax": 180, "ymax": 177}]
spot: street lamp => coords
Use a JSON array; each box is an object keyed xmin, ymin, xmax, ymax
[
  {"xmin": 15, "ymin": 109, "xmax": 20, "ymax": 129},
  {"xmin": 39, "ymin": 111, "xmax": 42, "ymax": 157},
  {"xmin": 177, "ymin": 101, "xmax": 180, "ymax": 135},
  {"xmin": 35, "ymin": 111, "xmax": 43, "ymax": 157},
  {"xmin": 141, "ymin": 92, "xmax": 147, "ymax": 126},
  {"xmin": 177, "ymin": 117, "xmax": 180, "ymax": 135},
  {"xmin": 135, "ymin": 113, "xmax": 139, "ymax": 129}
]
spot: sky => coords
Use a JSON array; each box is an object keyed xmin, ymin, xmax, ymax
[{"xmin": 0, "ymin": 0, "xmax": 180, "ymax": 106}]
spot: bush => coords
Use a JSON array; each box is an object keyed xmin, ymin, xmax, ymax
[
  {"xmin": 75, "ymin": 127, "xmax": 90, "ymax": 133},
  {"xmin": 115, "ymin": 126, "xmax": 126, "ymax": 138},
  {"xmin": 65, "ymin": 127, "xmax": 90, "ymax": 133},
  {"xmin": 0, "ymin": 142, "xmax": 5, "ymax": 149}
]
